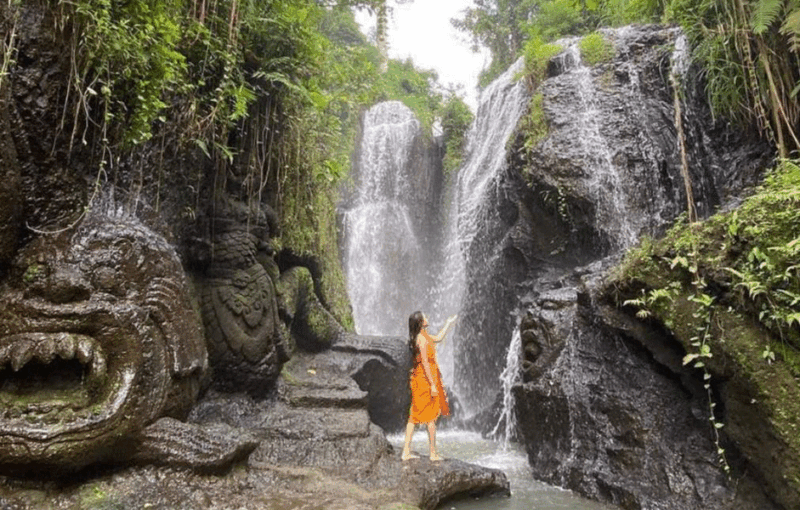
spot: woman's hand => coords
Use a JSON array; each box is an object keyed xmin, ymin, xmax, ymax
[{"xmin": 431, "ymin": 387, "xmax": 439, "ymax": 396}]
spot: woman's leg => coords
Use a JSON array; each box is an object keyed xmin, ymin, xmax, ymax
[
  {"xmin": 401, "ymin": 417, "xmax": 419, "ymax": 460},
  {"xmin": 427, "ymin": 420, "xmax": 442, "ymax": 461}
]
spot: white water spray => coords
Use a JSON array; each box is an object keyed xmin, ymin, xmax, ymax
[
  {"xmin": 565, "ymin": 41, "xmax": 638, "ymax": 250},
  {"xmin": 434, "ymin": 58, "xmax": 530, "ymax": 405}
]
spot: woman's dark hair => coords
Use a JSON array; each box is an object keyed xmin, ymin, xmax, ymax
[{"xmin": 408, "ymin": 311, "xmax": 424, "ymax": 362}]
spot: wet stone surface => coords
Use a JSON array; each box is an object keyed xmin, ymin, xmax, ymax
[{"xmin": 0, "ymin": 348, "xmax": 510, "ymax": 510}]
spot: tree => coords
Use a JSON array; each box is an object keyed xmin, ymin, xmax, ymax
[
  {"xmin": 452, "ymin": 0, "xmax": 540, "ymax": 86},
  {"xmin": 332, "ymin": 0, "xmax": 414, "ymax": 72}
]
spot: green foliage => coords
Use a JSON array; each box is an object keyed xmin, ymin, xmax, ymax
[
  {"xmin": 631, "ymin": 160, "xmax": 800, "ymax": 349},
  {"xmin": 452, "ymin": 0, "xmax": 541, "ymax": 87},
  {"xmin": 750, "ymin": 0, "xmax": 784, "ymax": 34},
  {"xmin": 533, "ymin": 0, "xmax": 585, "ymax": 41},
  {"xmin": 519, "ymin": 93, "xmax": 549, "ymax": 152},
  {"xmin": 68, "ymin": 0, "xmax": 187, "ymax": 146},
  {"xmin": 373, "ymin": 58, "xmax": 442, "ymax": 133},
  {"xmin": 440, "ymin": 93, "xmax": 474, "ymax": 177},
  {"xmin": 579, "ymin": 31, "xmax": 615, "ymax": 65},
  {"xmin": 724, "ymin": 160, "xmax": 800, "ymax": 346},
  {"xmin": 596, "ymin": 0, "xmax": 664, "ymax": 25},
  {"xmin": 612, "ymin": 158, "xmax": 800, "ymax": 477},
  {"xmin": 781, "ymin": 9, "xmax": 800, "ymax": 52},
  {"xmin": 522, "ymin": 36, "xmax": 563, "ymax": 88},
  {"xmin": 454, "ymin": 0, "xmax": 800, "ymax": 156},
  {"xmin": 47, "ymin": 0, "xmax": 406, "ymax": 328}
]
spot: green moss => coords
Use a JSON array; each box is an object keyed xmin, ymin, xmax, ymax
[
  {"xmin": 522, "ymin": 37, "xmax": 563, "ymax": 89},
  {"xmin": 77, "ymin": 484, "xmax": 124, "ymax": 510},
  {"xmin": 22, "ymin": 264, "xmax": 45, "ymax": 284},
  {"xmin": 521, "ymin": 93, "xmax": 548, "ymax": 152}
]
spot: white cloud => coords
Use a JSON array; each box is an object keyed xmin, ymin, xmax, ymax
[{"xmin": 355, "ymin": 0, "xmax": 488, "ymax": 112}]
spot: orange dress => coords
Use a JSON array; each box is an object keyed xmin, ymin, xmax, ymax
[{"xmin": 409, "ymin": 332, "xmax": 449, "ymax": 424}]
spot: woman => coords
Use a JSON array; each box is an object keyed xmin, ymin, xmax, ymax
[{"xmin": 401, "ymin": 311, "xmax": 457, "ymax": 461}]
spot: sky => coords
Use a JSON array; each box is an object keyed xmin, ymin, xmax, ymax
[{"xmin": 354, "ymin": 0, "xmax": 489, "ymax": 112}]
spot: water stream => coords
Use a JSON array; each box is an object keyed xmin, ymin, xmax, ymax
[{"xmin": 341, "ymin": 101, "xmax": 437, "ymax": 337}]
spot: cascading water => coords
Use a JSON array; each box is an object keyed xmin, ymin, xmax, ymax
[
  {"xmin": 564, "ymin": 41, "xmax": 638, "ymax": 250},
  {"xmin": 442, "ymin": 57, "xmax": 531, "ymax": 413},
  {"xmin": 342, "ymin": 101, "xmax": 441, "ymax": 338},
  {"xmin": 344, "ymin": 58, "xmax": 619, "ymax": 510},
  {"xmin": 490, "ymin": 326, "xmax": 522, "ymax": 444}
]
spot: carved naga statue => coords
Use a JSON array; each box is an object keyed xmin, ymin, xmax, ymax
[{"xmin": 193, "ymin": 197, "xmax": 290, "ymax": 396}]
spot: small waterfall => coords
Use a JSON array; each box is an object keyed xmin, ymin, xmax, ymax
[
  {"xmin": 490, "ymin": 326, "xmax": 522, "ymax": 445},
  {"xmin": 342, "ymin": 101, "xmax": 436, "ymax": 337},
  {"xmin": 450, "ymin": 58, "xmax": 529, "ymax": 261},
  {"xmin": 566, "ymin": 41, "xmax": 638, "ymax": 250}
]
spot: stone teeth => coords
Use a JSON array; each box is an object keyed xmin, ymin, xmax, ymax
[
  {"xmin": 54, "ymin": 333, "xmax": 78, "ymax": 361},
  {"xmin": 33, "ymin": 338, "xmax": 57, "ymax": 365},
  {"xmin": 0, "ymin": 343, "xmax": 12, "ymax": 366},
  {"xmin": 0, "ymin": 334, "xmax": 103, "ymax": 372},
  {"xmin": 76, "ymin": 337, "xmax": 94, "ymax": 364},
  {"xmin": 90, "ymin": 350, "xmax": 107, "ymax": 379},
  {"xmin": 10, "ymin": 342, "xmax": 34, "ymax": 372}
]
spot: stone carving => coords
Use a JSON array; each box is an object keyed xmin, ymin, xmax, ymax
[
  {"xmin": 194, "ymin": 198, "xmax": 289, "ymax": 395},
  {"xmin": 0, "ymin": 208, "xmax": 254, "ymax": 472},
  {"xmin": 277, "ymin": 265, "xmax": 344, "ymax": 352}
]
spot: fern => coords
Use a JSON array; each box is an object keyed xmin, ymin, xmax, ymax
[
  {"xmin": 780, "ymin": 9, "xmax": 800, "ymax": 51},
  {"xmin": 751, "ymin": 0, "xmax": 785, "ymax": 34}
]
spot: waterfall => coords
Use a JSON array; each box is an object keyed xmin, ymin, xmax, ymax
[
  {"xmin": 342, "ymin": 59, "xmax": 531, "ymax": 402},
  {"xmin": 342, "ymin": 101, "xmax": 434, "ymax": 337},
  {"xmin": 565, "ymin": 41, "xmax": 638, "ymax": 250},
  {"xmin": 342, "ymin": 99, "xmax": 450, "ymax": 344},
  {"xmin": 443, "ymin": 57, "xmax": 531, "ymax": 413},
  {"xmin": 449, "ymin": 58, "xmax": 529, "ymax": 261},
  {"xmin": 490, "ymin": 326, "xmax": 522, "ymax": 445}
]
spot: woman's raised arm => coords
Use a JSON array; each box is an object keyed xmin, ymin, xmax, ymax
[{"xmin": 429, "ymin": 315, "xmax": 458, "ymax": 343}]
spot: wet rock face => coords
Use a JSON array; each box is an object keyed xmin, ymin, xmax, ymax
[
  {"xmin": 513, "ymin": 267, "xmax": 778, "ymax": 510},
  {"xmin": 0, "ymin": 211, "xmax": 207, "ymax": 471},
  {"xmin": 524, "ymin": 26, "xmax": 772, "ymax": 259},
  {"xmin": 0, "ymin": 85, "xmax": 21, "ymax": 264},
  {"xmin": 459, "ymin": 26, "xmax": 771, "ymax": 411},
  {"xmin": 450, "ymin": 24, "xmax": 776, "ymax": 507}
]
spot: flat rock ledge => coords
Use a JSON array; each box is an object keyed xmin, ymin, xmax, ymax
[
  {"xmin": 0, "ymin": 451, "xmax": 509, "ymax": 510},
  {"xmin": 0, "ymin": 349, "xmax": 509, "ymax": 510}
]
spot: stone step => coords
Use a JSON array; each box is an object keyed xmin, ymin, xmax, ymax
[{"xmin": 279, "ymin": 350, "xmax": 368, "ymax": 410}]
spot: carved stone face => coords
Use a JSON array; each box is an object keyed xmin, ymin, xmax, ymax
[{"xmin": 0, "ymin": 213, "xmax": 206, "ymax": 470}]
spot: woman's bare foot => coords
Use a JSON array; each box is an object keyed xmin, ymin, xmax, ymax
[
  {"xmin": 401, "ymin": 451, "xmax": 420, "ymax": 461},
  {"xmin": 429, "ymin": 453, "xmax": 443, "ymax": 462}
]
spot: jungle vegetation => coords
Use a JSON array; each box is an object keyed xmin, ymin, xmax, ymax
[
  {"xmin": 1, "ymin": 0, "xmax": 470, "ymax": 327},
  {"xmin": 453, "ymin": 0, "xmax": 800, "ymax": 157}
]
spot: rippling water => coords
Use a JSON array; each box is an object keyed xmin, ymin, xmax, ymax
[{"xmin": 388, "ymin": 430, "xmax": 618, "ymax": 510}]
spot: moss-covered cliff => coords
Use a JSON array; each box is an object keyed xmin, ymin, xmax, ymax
[{"xmin": 606, "ymin": 159, "xmax": 800, "ymax": 509}]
